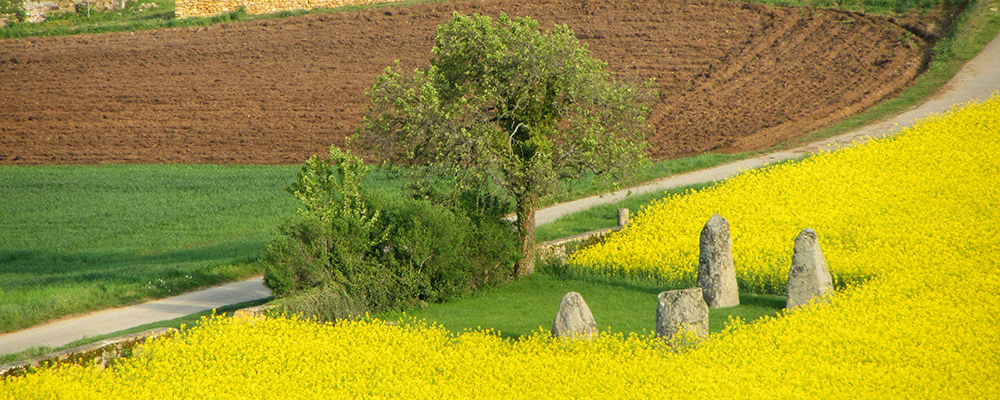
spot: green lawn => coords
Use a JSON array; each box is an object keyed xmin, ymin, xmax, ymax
[{"xmin": 379, "ymin": 271, "xmax": 785, "ymax": 339}]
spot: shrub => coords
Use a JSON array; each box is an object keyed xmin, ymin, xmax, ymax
[
  {"xmin": 275, "ymin": 284, "xmax": 367, "ymax": 322},
  {"xmin": 264, "ymin": 146, "xmax": 519, "ymax": 319}
]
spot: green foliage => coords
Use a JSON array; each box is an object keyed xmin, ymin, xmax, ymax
[
  {"xmin": 286, "ymin": 147, "xmax": 377, "ymax": 225},
  {"xmin": 275, "ymin": 284, "xmax": 367, "ymax": 322},
  {"xmin": 263, "ymin": 146, "xmax": 520, "ymax": 320},
  {"xmin": 356, "ymin": 12, "xmax": 652, "ymax": 199},
  {"xmin": 210, "ymin": 6, "xmax": 247, "ymax": 23}
]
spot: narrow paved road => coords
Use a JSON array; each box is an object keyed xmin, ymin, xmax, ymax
[
  {"xmin": 2, "ymin": 31, "xmax": 998, "ymax": 358},
  {"xmin": 0, "ymin": 278, "xmax": 271, "ymax": 356}
]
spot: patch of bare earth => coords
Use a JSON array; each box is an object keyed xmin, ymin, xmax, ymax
[{"xmin": 0, "ymin": 0, "xmax": 935, "ymax": 165}]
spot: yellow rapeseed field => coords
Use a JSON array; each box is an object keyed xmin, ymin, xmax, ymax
[
  {"xmin": 2, "ymin": 96, "xmax": 998, "ymax": 398},
  {"xmin": 572, "ymin": 94, "xmax": 1000, "ymax": 295}
]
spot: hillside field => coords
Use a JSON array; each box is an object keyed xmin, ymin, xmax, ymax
[{"xmin": 0, "ymin": 0, "xmax": 937, "ymax": 164}]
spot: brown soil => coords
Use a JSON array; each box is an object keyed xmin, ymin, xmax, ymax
[{"xmin": 0, "ymin": 0, "xmax": 933, "ymax": 165}]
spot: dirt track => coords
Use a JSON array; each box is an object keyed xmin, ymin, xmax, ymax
[{"xmin": 0, "ymin": 0, "xmax": 935, "ymax": 164}]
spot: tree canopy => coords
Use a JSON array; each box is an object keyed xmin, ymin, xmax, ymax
[{"xmin": 353, "ymin": 12, "xmax": 654, "ymax": 275}]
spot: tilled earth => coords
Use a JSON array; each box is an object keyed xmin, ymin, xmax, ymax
[{"xmin": 0, "ymin": 0, "xmax": 935, "ymax": 164}]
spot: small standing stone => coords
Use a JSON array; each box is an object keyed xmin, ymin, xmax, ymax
[
  {"xmin": 617, "ymin": 208, "xmax": 630, "ymax": 228},
  {"xmin": 697, "ymin": 214, "xmax": 740, "ymax": 308},
  {"xmin": 786, "ymin": 228, "xmax": 834, "ymax": 309},
  {"xmin": 551, "ymin": 292, "xmax": 599, "ymax": 339},
  {"xmin": 655, "ymin": 288, "xmax": 709, "ymax": 341}
]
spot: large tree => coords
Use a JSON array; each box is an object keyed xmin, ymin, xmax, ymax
[{"xmin": 353, "ymin": 12, "xmax": 653, "ymax": 275}]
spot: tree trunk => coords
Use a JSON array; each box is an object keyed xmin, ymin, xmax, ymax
[{"xmin": 515, "ymin": 191, "xmax": 539, "ymax": 276}]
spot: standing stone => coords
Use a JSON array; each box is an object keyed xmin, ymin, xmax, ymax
[
  {"xmin": 697, "ymin": 214, "xmax": 740, "ymax": 308},
  {"xmin": 786, "ymin": 228, "xmax": 834, "ymax": 309},
  {"xmin": 655, "ymin": 288, "xmax": 709, "ymax": 341},
  {"xmin": 551, "ymin": 292, "xmax": 599, "ymax": 339},
  {"xmin": 617, "ymin": 208, "xmax": 630, "ymax": 228}
]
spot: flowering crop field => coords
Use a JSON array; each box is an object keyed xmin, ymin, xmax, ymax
[
  {"xmin": 572, "ymin": 95, "xmax": 1000, "ymax": 295},
  {"xmin": 2, "ymin": 97, "xmax": 998, "ymax": 398}
]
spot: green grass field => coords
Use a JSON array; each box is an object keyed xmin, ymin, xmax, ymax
[
  {"xmin": 0, "ymin": 164, "xmax": 299, "ymax": 333},
  {"xmin": 378, "ymin": 271, "xmax": 785, "ymax": 339}
]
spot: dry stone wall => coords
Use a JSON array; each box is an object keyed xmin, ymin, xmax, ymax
[
  {"xmin": 175, "ymin": 0, "xmax": 396, "ymax": 19},
  {"xmin": 0, "ymin": 328, "xmax": 173, "ymax": 379}
]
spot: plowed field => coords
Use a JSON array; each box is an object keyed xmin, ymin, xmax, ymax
[{"xmin": 0, "ymin": 0, "xmax": 934, "ymax": 164}]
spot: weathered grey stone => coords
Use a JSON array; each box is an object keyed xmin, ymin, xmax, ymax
[
  {"xmin": 551, "ymin": 292, "xmax": 598, "ymax": 339},
  {"xmin": 655, "ymin": 288, "xmax": 709, "ymax": 341},
  {"xmin": 617, "ymin": 208, "xmax": 630, "ymax": 228},
  {"xmin": 697, "ymin": 214, "xmax": 740, "ymax": 308},
  {"xmin": 786, "ymin": 228, "xmax": 834, "ymax": 309}
]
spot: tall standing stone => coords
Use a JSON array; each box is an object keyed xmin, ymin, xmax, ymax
[
  {"xmin": 655, "ymin": 288, "xmax": 709, "ymax": 341},
  {"xmin": 786, "ymin": 228, "xmax": 834, "ymax": 309},
  {"xmin": 551, "ymin": 292, "xmax": 599, "ymax": 339},
  {"xmin": 697, "ymin": 214, "xmax": 740, "ymax": 308}
]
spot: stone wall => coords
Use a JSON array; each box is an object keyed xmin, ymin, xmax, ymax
[
  {"xmin": 0, "ymin": 328, "xmax": 173, "ymax": 379},
  {"xmin": 536, "ymin": 208, "xmax": 629, "ymax": 264},
  {"xmin": 175, "ymin": 0, "xmax": 397, "ymax": 19},
  {"xmin": 536, "ymin": 227, "xmax": 618, "ymax": 264}
]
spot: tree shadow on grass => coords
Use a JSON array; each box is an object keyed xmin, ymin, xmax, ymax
[{"xmin": 0, "ymin": 239, "xmax": 263, "ymax": 283}]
